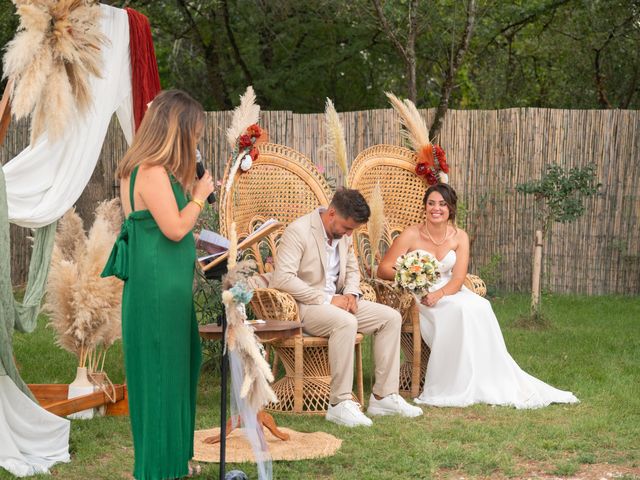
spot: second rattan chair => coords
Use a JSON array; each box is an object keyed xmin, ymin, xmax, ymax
[{"xmin": 348, "ymin": 144, "xmax": 486, "ymax": 398}]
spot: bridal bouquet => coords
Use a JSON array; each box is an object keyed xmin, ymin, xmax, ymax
[{"xmin": 393, "ymin": 250, "xmax": 440, "ymax": 299}]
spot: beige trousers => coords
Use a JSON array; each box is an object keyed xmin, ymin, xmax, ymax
[{"xmin": 299, "ymin": 300, "xmax": 402, "ymax": 404}]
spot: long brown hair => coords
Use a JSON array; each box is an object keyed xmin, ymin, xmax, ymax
[{"xmin": 116, "ymin": 90, "xmax": 204, "ymax": 189}]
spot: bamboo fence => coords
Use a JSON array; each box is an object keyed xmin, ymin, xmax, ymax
[{"xmin": 2, "ymin": 108, "xmax": 638, "ymax": 295}]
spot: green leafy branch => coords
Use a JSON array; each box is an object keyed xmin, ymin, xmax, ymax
[{"xmin": 516, "ymin": 164, "xmax": 601, "ymax": 236}]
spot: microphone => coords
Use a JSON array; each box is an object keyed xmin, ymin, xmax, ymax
[{"xmin": 196, "ymin": 149, "xmax": 215, "ymax": 204}]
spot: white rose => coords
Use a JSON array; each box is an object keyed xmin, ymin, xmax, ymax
[
  {"xmin": 240, "ymin": 154, "xmax": 253, "ymax": 172},
  {"xmin": 438, "ymin": 172, "xmax": 449, "ymax": 184}
]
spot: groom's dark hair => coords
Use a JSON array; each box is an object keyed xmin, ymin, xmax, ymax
[{"xmin": 330, "ymin": 187, "xmax": 371, "ymax": 224}]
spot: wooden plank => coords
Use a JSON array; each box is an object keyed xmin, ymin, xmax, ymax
[
  {"xmin": 28, "ymin": 384, "xmax": 69, "ymax": 404},
  {"xmin": 41, "ymin": 385, "xmax": 125, "ymax": 417}
]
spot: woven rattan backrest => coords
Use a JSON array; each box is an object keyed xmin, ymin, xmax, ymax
[
  {"xmin": 347, "ymin": 144, "xmax": 429, "ymax": 276},
  {"xmin": 219, "ymin": 142, "xmax": 333, "ymax": 273}
]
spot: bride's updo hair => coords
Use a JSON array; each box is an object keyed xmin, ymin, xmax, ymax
[{"xmin": 423, "ymin": 183, "xmax": 457, "ymax": 223}]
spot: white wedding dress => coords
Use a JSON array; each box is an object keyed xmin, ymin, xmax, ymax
[{"xmin": 413, "ymin": 249, "xmax": 579, "ymax": 409}]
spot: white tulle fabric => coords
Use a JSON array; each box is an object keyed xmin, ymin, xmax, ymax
[
  {"xmin": 0, "ymin": 376, "xmax": 70, "ymax": 477},
  {"xmin": 2, "ymin": 4, "xmax": 133, "ymax": 229},
  {"xmin": 413, "ymin": 249, "xmax": 579, "ymax": 409}
]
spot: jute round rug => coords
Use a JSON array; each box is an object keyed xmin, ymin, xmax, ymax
[{"xmin": 193, "ymin": 427, "xmax": 342, "ymax": 463}]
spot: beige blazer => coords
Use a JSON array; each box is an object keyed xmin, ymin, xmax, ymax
[{"xmin": 269, "ymin": 209, "xmax": 362, "ymax": 307}]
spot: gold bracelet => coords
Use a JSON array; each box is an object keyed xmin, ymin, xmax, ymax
[{"xmin": 191, "ymin": 198, "xmax": 204, "ymax": 210}]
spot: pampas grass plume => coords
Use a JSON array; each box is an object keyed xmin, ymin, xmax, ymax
[
  {"xmin": 385, "ymin": 91, "xmax": 431, "ymax": 152},
  {"xmin": 323, "ymin": 98, "xmax": 348, "ymax": 184},
  {"xmin": 44, "ymin": 256, "xmax": 80, "ymax": 355},
  {"xmin": 39, "ymin": 65, "xmax": 74, "ymax": 140},
  {"xmin": 45, "ymin": 199, "xmax": 123, "ymax": 368},
  {"xmin": 9, "ymin": 47, "xmax": 52, "ymax": 120},
  {"xmin": 3, "ymin": 0, "xmax": 105, "ymax": 141},
  {"xmin": 226, "ymin": 86, "xmax": 260, "ymax": 148},
  {"xmin": 368, "ymin": 182, "xmax": 385, "ymax": 277},
  {"xmin": 55, "ymin": 207, "xmax": 87, "ymax": 262},
  {"xmin": 2, "ymin": 5, "xmax": 48, "ymax": 80}
]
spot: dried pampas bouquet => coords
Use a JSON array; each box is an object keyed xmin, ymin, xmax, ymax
[
  {"xmin": 2, "ymin": 0, "xmax": 106, "ymax": 142},
  {"xmin": 218, "ymin": 223, "xmax": 276, "ymax": 468},
  {"xmin": 386, "ymin": 92, "xmax": 450, "ymax": 185},
  {"xmin": 44, "ymin": 198, "xmax": 123, "ymax": 374},
  {"xmin": 222, "ymin": 223, "xmax": 277, "ymax": 412},
  {"xmin": 224, "ymin": 86, "xmax": 266, "ymax": 193}
]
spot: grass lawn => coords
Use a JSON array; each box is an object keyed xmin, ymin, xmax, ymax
[{"xmin": 4, "ymin": 293, "xmax": 640, "ymax": 479}]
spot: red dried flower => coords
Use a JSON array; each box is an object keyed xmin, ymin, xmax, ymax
[
  {"xmin": 249, "ymin": 147, "xmax": 259, "ymax": 161},
  {"xmin": 418, "ymin": 145, "xmax": 435, "ymax": 168},
  {"xmin": 247, "ymin": 124, "xmax": 262, "ymax": 138},
  {"xmin": 433, "ymin": 145, "xmax": 446, "ymax": 168},
  {"xmin": 239, "ymin": 134, "xmax": 252, "ymax": 149},
  {"xmin": 415, "ymin": 162, "xmax": 429, "ymax": 176},
  {"xmin": 425, "ymin": 170, "xmax": 439, "ymax": 185}
]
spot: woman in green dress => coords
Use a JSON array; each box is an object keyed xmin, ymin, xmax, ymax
[{"xmin": 103, "ymin": 90, "xmax": 214, "ymax": 479}]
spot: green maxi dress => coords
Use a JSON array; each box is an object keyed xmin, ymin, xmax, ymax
[{"xmin": 102, "ymin": 166, "xmax": 201, "ymax": 480}]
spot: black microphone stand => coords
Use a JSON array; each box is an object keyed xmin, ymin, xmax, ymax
[{"xmin": 217, "ymin": 311, "xmax": 229, "ymax": 480}]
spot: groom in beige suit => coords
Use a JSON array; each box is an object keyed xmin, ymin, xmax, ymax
[{"xmin": 270, "ymin": 188, "xmax": 422, "ymax": 426}]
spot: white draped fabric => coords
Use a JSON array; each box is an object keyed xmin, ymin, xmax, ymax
[
  {"xmin": 3, "ymin": 4, "xmax": 134, "ymax": 229},
  {"xmin": 0, "ymin": 376, "xmax": 71, "ymax": 477},
  {"xmin": 413, "ymin": 249, "xmax": 579, "ymax": 409},
  {"xmin": 1, "ymin": 4, "xmax": 133, "ymax": 477}
]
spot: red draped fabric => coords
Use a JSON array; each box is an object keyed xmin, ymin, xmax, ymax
[{"xmin": 126, "ymin": 8, "xmax": 161, "ymax": 132}]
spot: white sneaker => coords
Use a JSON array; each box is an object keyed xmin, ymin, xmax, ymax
[
  {"xmin": 367, "ymin": 393, "xmax": 424, "ymax": 417},
  {"xmin": 326, "ymin": 400, "xmax": 373, "ymax": 427}
]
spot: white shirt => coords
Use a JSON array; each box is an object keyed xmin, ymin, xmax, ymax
[{"xmin": 320, "ymin": 213, "xmax": 341, "ymax": 304}]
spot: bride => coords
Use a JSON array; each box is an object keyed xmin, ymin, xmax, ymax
[{"xmin": 377, "ymin": 183, "xmax": 579, "ymax": 409}]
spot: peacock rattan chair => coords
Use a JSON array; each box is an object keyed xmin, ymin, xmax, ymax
[
  {"xmin": 347, "ymin": 144, "xmax": 486, "ymax": 398},
  {"xmin": 218, "ymin": 142, "xmax": 368, "ymax": 414}
]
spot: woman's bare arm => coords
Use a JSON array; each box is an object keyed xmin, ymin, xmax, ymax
[
  {"xmin": 136, "ymin": 165, "xmax": 211, "ymax": 242},
  {"xmin": 376, "ymin": 226, "xmax": 420, "ymax": 280}
]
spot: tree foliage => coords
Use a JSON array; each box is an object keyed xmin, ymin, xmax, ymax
[
  {"xmin": 516, "ymin": 164, "xmax": 601, "ymax": 235},
  {"xmin": 1, "ymin": 0, "xmax": 638, "ymax": 113}
]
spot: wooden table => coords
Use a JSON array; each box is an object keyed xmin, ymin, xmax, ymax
[
  {"xmin": 199, "ymin": 319, "xmax": 301, "ymax": 343},
  {"xmin": 198, "ymin": 319, "xmax": 302, "ymax": 445}
]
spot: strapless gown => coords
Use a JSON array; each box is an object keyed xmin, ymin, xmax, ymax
[{"xmin": 412, "ymin": 249, "xmax": 579, "ymax": 409}]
